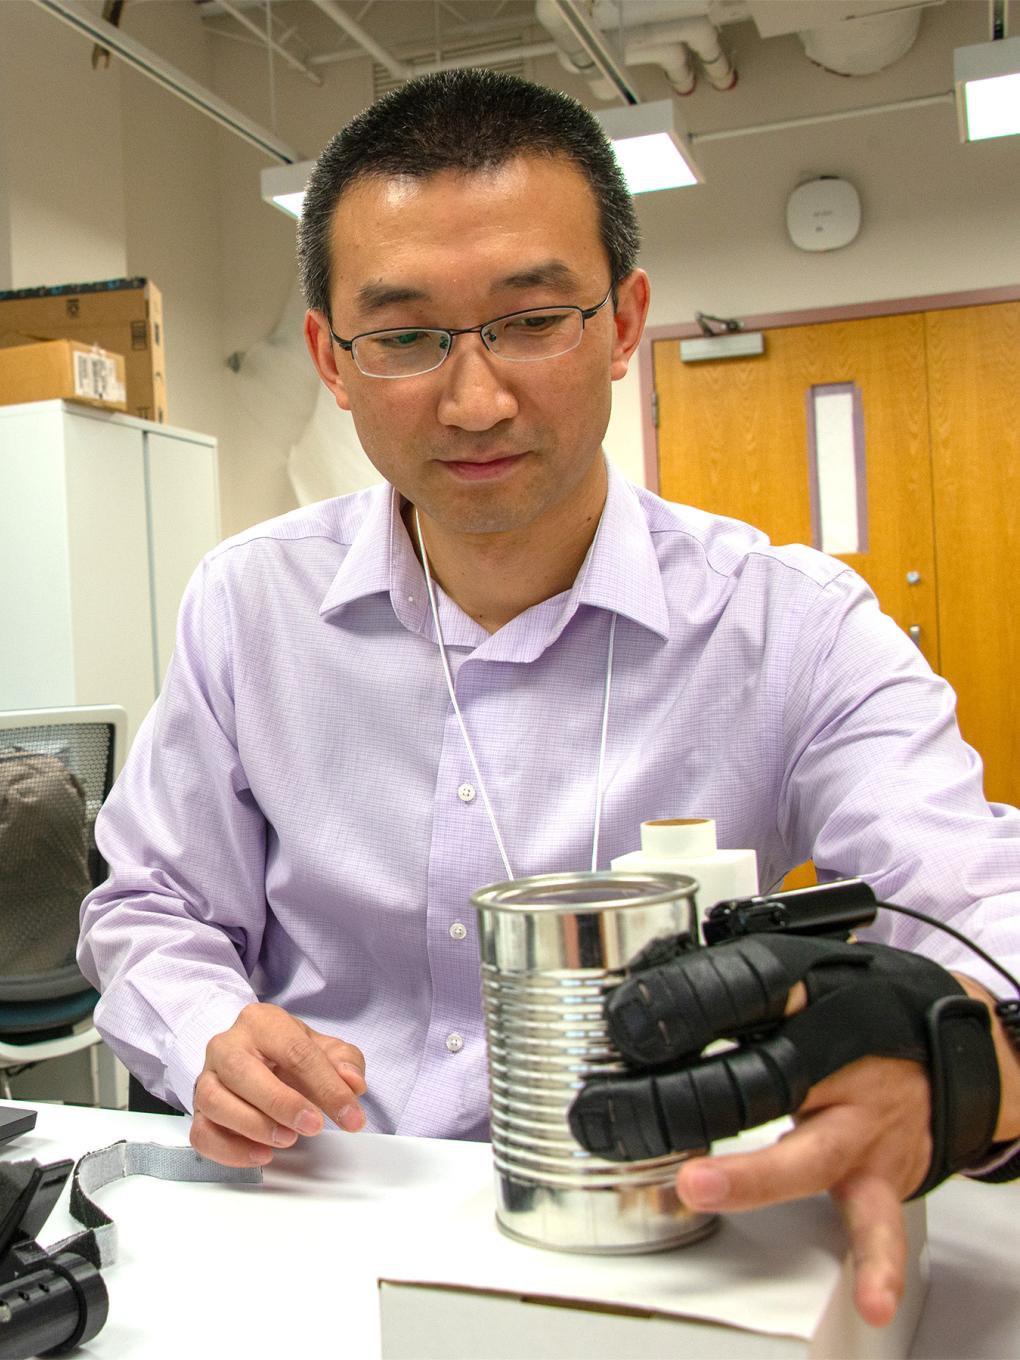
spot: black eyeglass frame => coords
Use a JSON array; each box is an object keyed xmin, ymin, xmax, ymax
[{"xmin": 326, "ymin": 285, "xmax": 615, "ymax": 378}]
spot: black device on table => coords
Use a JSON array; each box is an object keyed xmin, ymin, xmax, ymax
[
  {"xmin": 0, "ymin": 1110, "xmax": 36, "ymax": 1150},
  {"xmin": 0, "ymin": 1105, "xmax": 109, "ymax": 1359}
]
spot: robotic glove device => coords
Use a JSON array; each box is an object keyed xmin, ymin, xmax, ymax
[{"xmin": 568, "ymin": 921, "xmax": 1001, "ymax": 1199}]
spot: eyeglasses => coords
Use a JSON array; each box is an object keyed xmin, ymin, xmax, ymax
[{"xmin": 327, "ymin": 286, "xmax": 614, "ymax": 379}]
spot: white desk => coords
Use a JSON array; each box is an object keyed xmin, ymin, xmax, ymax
[{"xmin": 2, "ymin": 1103, "xmax": 1017, "ymax": 1360}]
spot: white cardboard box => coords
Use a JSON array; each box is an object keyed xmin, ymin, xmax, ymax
[{"xmin": 378, "ymin": 1178, "xmax": 928, "ymax": 1360}]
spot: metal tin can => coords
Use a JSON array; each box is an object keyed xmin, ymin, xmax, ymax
[{"xmin": 472, "ymin": 870, "xmax": 717, "ymax": 1254}]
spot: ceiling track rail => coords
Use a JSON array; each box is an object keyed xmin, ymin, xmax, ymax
[
  {"xmin": 550, "ymin": 0, "xmax": 639, "ymax": 105},
  {"xmin": 691, "ymin": 90, "xmax": 953, "ymax": 143},
  {"xmin": 31, "ymin": 0, "xmax": 300, "ymax": 164}
]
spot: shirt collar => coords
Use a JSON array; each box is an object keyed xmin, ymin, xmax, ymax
[
  {"xmin": 318, "ymin": 483, "xmax": 429, "ymax": 634},
  {"xmin": 318, "ymin": 462, "xmax": 671, "ymax": 643},
  {"xmin": 570, "ymin": 461, "xmax": 671, "ymax": 640}
]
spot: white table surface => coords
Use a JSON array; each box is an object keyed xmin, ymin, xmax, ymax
[{"xmin": 2, "ymin": 1102, "xmax": 1017, "ymax": 1360}]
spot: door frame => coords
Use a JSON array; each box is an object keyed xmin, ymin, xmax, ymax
[{"xmin": 637, "ymin": 282, "xmax": 1020, "ymax": 493}]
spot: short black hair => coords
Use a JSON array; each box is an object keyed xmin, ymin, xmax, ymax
[{"xmin": 297, "ymin": 68, "xmax": 639, "ymax": 318}]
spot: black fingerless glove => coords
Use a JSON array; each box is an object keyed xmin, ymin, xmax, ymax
[{"xmin": 568, "ymin": 933, "xmax": 1000, "ymax": 1198}]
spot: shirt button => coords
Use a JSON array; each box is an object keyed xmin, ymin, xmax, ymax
[
  {"xmin": 457, "ymin": 783, "xmax": 476, "ymax": 803},
  {"xmin": 449, "ymin": 921, "xmax": 467, "ymax": 941},
  {"xmin": 445, "ymin": 1032, "xmax": 464, "ymax": 1053}
]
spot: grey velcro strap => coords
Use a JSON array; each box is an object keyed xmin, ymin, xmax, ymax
[{"xmin": 48, "ymin": 1141, "xmax": 261, "ymax": 1268}]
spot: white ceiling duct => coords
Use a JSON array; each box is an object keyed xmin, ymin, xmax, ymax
[
  {"xmin": 535, "ymin": 1, "xmax": 736, "ymax": 99},
  {"xmin": 799, "ymin": 8, "xmax": 924, "ymax": 77}
]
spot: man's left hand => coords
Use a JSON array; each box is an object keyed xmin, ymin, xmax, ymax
[
  {"xmin": 568, "ymin": 931, "xmax": 1007, "ymax": 1326},
  {"xmin": 673, "ymin": 1050, "xmax": 929, "ymax": 1327}
]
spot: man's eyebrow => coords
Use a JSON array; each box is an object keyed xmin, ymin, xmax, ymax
[
  {"xmin": 494, "ymin": 261, "xmax": 583, "ymax": 292},
  {"xmin": 355, "ymin": 282, "xmax": 431, "ymax": 314},
  {"xmin": 353, "ymin": 261, "xmax": 583, "ymax": 315}
]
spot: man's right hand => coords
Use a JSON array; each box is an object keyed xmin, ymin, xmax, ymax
[{"xmin": 190, "ymin": 1002, "xmax": 367, "ymax": 1166}]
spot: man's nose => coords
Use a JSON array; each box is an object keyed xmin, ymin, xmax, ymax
[{"xmin": 435, "ymin": 333, "xmax": 519, "ymax": 431}]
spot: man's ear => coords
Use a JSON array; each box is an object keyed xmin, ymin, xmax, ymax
[
  {"xmin": 305, "ymin": 309, "xmax": 353, "ymax": 411},
  {"xmin": 610, "ymin": 269, "xmax": 651, "ymax": 382}
]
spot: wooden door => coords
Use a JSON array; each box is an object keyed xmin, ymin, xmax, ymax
[
  {"xmin": 653, "ymin": 300, "xmax": 1020, "ymax": 822},
  {"xmin": 926, "ymin": 301, "xmax": 1020, "ymax": 804},
  {"xmin": 654, "ymin": 313, "xmax": 940, "ymax": 668}
]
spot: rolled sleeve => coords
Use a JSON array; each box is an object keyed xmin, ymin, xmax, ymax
[
  {"xmin": 78, "ymin": 559, "xmax": 266, "ymax": 1108},
  {"xmin": 778, "ymin": 570, "xmax": 1020, "ymax": 994}
]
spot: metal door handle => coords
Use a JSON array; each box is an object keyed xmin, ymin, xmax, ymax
[{"xmin": 908, "ymin": 624, "xmax": 922, "ymax": 647}]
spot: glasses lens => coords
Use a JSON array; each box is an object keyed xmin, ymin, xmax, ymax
[
  {"xmin": 487, "ymin": 308, "xmax": 583, "ymax": 362},
  {"xmin": 353, "ymin": 329, "xmax": 449, "ymax": 377}
]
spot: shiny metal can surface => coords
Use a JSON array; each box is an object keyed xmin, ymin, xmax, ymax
[{"xmin": 472, "ymin": 870, "xmax": 717, "ymax": 1254}]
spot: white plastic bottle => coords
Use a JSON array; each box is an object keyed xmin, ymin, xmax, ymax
[{"xmin": 611, "ymin": 818, "xmax": 758, "ymax": 935}]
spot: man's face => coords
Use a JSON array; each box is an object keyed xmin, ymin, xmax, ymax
[{"xmin": 306, "ymin": 154, "xmax": 648, "ymax": 541}]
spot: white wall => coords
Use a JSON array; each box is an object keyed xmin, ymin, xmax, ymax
[
  {"xmin": 116, "ymin": 0, "xmax": 229, "ymax": 460},
  {"xmin": 0, "ymin": 1, "xmax": 127, "ymax": 289}
]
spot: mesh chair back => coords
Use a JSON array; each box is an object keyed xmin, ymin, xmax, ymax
[{"xmin": 0, "ymin": 716, "xmax": 116, "ymax": 1002}]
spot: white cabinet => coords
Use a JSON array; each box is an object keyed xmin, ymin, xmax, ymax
[{"xmin": 0, "ymin": 400, "xmax": 219, "ymax": 742}]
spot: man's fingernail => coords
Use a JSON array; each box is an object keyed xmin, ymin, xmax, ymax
[
  {"xmin": 337, "ymin": 1102, "xmax": 365, "ymax": 1132},
  {"xmin": 338, "ymin": 1062, "xmax": 365, "ymax": 1086},
  {"xmin": 681, "ymin": 1163, "xmax": 730, "ymax": 1208},
  {"xmin": 875, "ymin": 1288, "xmax": 898, "ymax": 1323},
  {"xmin": 250, "ymin": 1147, "xmax": 273, "ymax": 1165},
  {"xmin": 295, "ymin": 1109, "xmax": 321, "ymax": 1135}
]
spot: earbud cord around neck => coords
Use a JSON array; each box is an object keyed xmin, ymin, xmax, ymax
[{"xmin": 413, "ymin": 508, "xmax": 617, "ymax": 881}]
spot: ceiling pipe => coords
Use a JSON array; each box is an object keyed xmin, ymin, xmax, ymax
[
  {"xmin": 673, "ymin": 17, "xmax": 736, "ymax": 91},
  {"xmin": 548, "ymin": 0, "xmax": 640, "ymax": 104},
  {"xmin": 408, "ymin": 41, "xmax": 561, "ymax": 78},
  {"xmin": 537, "ymin": 3, "xmax": 735, "ymax": 100},
  {"xmin": 216, "ymin": 0, "xmax": 323, "ymax": 85},
  {"xmin": 625, "ymin": 42, "xmax": 697, "ymax": 97},
  {"xmin": 308, "ymin": 0, "xmax": 408, "ymax": 81},
  {"xmin": 30, "ymin": 0, "xmax": 300, "ymax": 163}
]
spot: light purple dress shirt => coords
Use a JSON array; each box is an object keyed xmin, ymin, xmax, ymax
[{"xmin": 78, "ymin": 463, "xmax": 1020, "ymax": 1138}]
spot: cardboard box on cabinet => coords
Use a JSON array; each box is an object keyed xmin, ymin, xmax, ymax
[
  {"xmin": 0, "ymin": 277, "xmax": 166, "ymax": 422},
  {"xmin": 0, "ymin": 338, "xmax": 127, "ymax": 412}
]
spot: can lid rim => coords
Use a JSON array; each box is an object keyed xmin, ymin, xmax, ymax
[{"xmin": 471, "ymin": 869, "xmax": 698, "ymax": 914}]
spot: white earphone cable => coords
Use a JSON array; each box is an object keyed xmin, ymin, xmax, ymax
[
  {"xmin": 415, "ymin": 510, "xmax": 515, "ymax": 881},
  {"xmin": 590, "ymin": 610, "xmax": 617, "ymax": 872},
  {"xmin": 414, "ymin": 507, "xmax": 616, "ymax": 882}
]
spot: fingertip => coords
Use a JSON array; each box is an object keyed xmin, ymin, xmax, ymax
[
  {"xmin": 676, "ymin": 1159, "xmax": 731, "ymax": 1210},
  {"xmin": 856, "ymin": 1280, "xmax": 899, "ymax": 1329},
  {"xmin": 338, "ymin": 1101, "xmax": 366, "ymax": 1132},
  {"xmin": 337, "ymin": 1061, "xmax": 367, "ymax": 1094}
]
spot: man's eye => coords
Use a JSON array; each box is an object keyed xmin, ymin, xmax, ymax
[
  {"xmin": 377, "ymin": 330, "xmax": 432, "ymax": 349},
  {"xmin": 505, "ymin": 313, "xmax": 565, "ymax": 333}
]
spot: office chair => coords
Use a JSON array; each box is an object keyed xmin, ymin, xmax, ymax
[{"xmin": 0, "ymin": 705, "xmax": 125, "ymax": 1104}]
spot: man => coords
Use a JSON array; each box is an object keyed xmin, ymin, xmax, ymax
[{"xmin": 79, "ymin": 69, "xmax": 1019, "ymax": 1328}]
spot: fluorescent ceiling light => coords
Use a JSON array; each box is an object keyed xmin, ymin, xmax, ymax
[
  {"xmin": 261, "ymin": 160, "xmax": 316, "ymax": 219},
  {"xmin": 596, "ymin": 99, "xmax": 702, "ymax": 194},
  {"xmin": 954, "ymin": 36, "xmax": 1020, "ymax": 141}
]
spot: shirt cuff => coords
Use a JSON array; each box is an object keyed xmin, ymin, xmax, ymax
[
  {"xmin": 164, "ymin": 987, "xmax": 257, "ymax": 1113},
  {"xmin": 966, "ymin": 1138, "xmax": 1020, "ymax": 1181}
]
